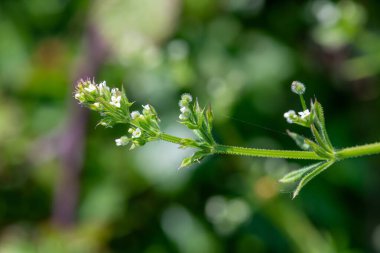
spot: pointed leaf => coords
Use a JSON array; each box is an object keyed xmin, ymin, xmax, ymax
[
  {"xmin": 279, "ymin": 162, "xmax": 323, "ymax": 183},
  {"xmin": 205, "ymin": 104, "xmax": 213, "ymax": 134},
  {"xmin": 310, "ymin": 124, "xmax": 332, "ymax": 152},
  {"xmin": 178, "ymin": 150, "xmax": 208, "ymax": 170},
  {"xmin": 312, "ymin": 100, "xmax": 333, "ymax": 149},
  {"xmin": 293, "ymin": 160, "xmax": 335, "ymax": 198},
  {"xmin": 178, "ymin": 157, "xmax": 192, "ymax": 169},
  {"xmin": 304, "ymin": 139, "xmax": 333, "ymax": 159},
  {"xmin": 287, "ymin": 130, "xmax": 311, "ymax": 150}
]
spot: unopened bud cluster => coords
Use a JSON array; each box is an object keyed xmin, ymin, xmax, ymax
[{"xmin": 178, "ymin": 93, "xmax": 193, "ymax": 121}]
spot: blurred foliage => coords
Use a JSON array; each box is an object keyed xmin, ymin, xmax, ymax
[{"xmin": 0, "ymin": 0, "xmax": 380, "ymax": 252}]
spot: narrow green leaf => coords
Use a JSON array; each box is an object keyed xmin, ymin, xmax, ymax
[
  {"xmin": 293, "ymin": 160, "xmax": 335, "ymax": 198},
  {"xmin": 178, "ymin": 150, "xmax": 208, "ymax": 170},
  {"xmin": 178, "ymin": 157, "xmax": 192, "ymax": 169},
  {"xmin": 312, "ymin": 100, "xmax": 333, "ymax": 149},
  {"xmin": 304, "ymin": 139, "xmax": 333, "ymax": 159},
  {"xmin": 205, "ymin": 104, "xmax": 213, "ymax": 134},
  {"xmin": 310, "ymin": 124, "xmax": 332, "ymax": 152},
  {"xmin": 287, "ymin": 130, "xmax": 310, "ymax": 150},
  {"xmin": 279, "ymin": 162, "xmax": 323, "ymax": 183}
]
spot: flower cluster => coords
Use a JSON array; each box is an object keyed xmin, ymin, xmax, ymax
[
  {"xmin": 284, "ymin": 109, "xmax": 311, "ymax": 125},
  {"xmin": 124, "ymin": 104, "xmax": 161, "ymax": 149},
  {"xmin": 280, "ymin": 81, "xmax": 336, "ymax": 197},
  {"xmin": 74, "ymin": 79, "xmax": 132, "ymax": 127},
  {"xmin": 178, "ymin": 93, "xmax": 193, "ymax": 120},
  {"xmin": 74, "ymin": 79, "xmax": 161, "ymax": 149},
  {"xmin": 176, "ymin": 93, "xmax": 216, "ymax": 168},
  {"xmin": 178, "ymin": 93, "xmax": 214, "ymax": 144}
]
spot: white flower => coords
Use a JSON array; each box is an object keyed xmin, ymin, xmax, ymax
[
  {"xmin": 132, "ymin": 128, "xmax": 142, "ymax": 138},
  {"xmin": 110, "ymin": 95, "xmax": 121, "ymax": 108},
  {"xmin": 284, "ymin": 110, "xmax": 296, "ymax": 123},
  {"xmin": 98, "ymin": 81, "xmax": 109, "ymax": 94},
  {"xmin": 74, "ymin": 92, "xmax": 83, "ymax": 99},
  {"xmin": 111, "ymin": 88, "xmax": 119, "ymax": 95},
  {"xmin": 180, "ymin": 106, "xmax": 189, "ymax": 113},
  {"xmin": 93, "ymin": 102, "xmax": 100, "ymax": 108},
  {"xmin": 115, "ymin": 136, "xmax": 129, "ymax": 146},
  {"xmin": 142, "ymin": 104, "xmax": 152, "ymax": 115},
  {"xmin": 131, "ymin": 111, "xmax": 141, "ymax": 119},
  {"xmin": 298, "ymin": 109, "xmax": 310, "ymax": 119},
  {"xmin": 85, "ymin": 83, "xmax": 97, "ymax": 93}
]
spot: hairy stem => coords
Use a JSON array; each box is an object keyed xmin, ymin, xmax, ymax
[
  {"xmin": 336, "ymin": 142, "xmax": 380, "ymax": 160},
  {"xmin": 160, "ymin": 133, "xmax": 380, "ymax": 161},
  {"xmin": 214, "ymin": 145, "xmax": 324, "ymax": 160},
  {"xmin": 159, "ymin": 132, "xmax": 199, "ymax": 148}
]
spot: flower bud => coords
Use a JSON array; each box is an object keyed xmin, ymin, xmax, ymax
[
  {"xmin": 291, "ymin": 81, "xmax": 306, "ymax": 95},
  {"xmin": 181, "ymin": 93, "xmax": 193, "ymax": 103},
  {"xmin": 115, "ymin": 136, "xmax": 129, "ymax": 146}
]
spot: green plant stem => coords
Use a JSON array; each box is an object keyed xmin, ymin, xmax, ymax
[
  {"xmin": 160, "ymin": 133, "xmax": 380, "ymax": 161},
  {"xmin": 160, "ymin": 132, "xmax": 187, "ymax": 144},
  {"xmin": 336, "ymin": 142, "xmax": 380, "ymax": 159},
  {"xmin": 159, "ymin": 133, "xmax": 199, "ymax": 148},
  {"xmin": 214, "ymin": 144, "xmax": 324, "ymax": 160},
  {"xmin": 299, "ymin": 94, "xmax": 307, "ymax": 111}
]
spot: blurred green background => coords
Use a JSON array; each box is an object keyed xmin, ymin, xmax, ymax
[{"xmin": 0, "ymin": 0, "xmax": 380, "ymax": 252}]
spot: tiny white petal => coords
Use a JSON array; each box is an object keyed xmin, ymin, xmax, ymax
[
  {"xmin": 298, "ymin": 109, "xmax": 310, "ymax": 119},
  {"xmin": 85, "ymin": 84, "xmax": 97, "ymax": 93},
  {"xmin": 132, "ymin": 128, "xmax": 142, "ymax": 138},
  {"xmin": 110, "ymin": 95, "xmax": 122, "ymax": 108},
  {"xmin": 74, "ymin": 93, "xmax": 82, "ymax": 99},
  {"xmin": 180, "ymin": 106, "xmax": 188, "ymax": 113},
  {"xmin": 115, "ymin": 136, "xmax": 129, "ymax": 146},
  {"xmin": 131, "ymin": 111, "xmax": 141, "ymax": 119},
  {"xmin": 284, "ymin": 110, "xmax": 296, "ymax": 123},
  {"xmin": 98, "ymin": 81, "xmax": 110, "ymax": 94}
]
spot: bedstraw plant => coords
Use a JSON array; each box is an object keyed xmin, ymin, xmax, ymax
[{"xmin": 75, "ymin": 79, "xmax": 380, "ymax": 198}]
